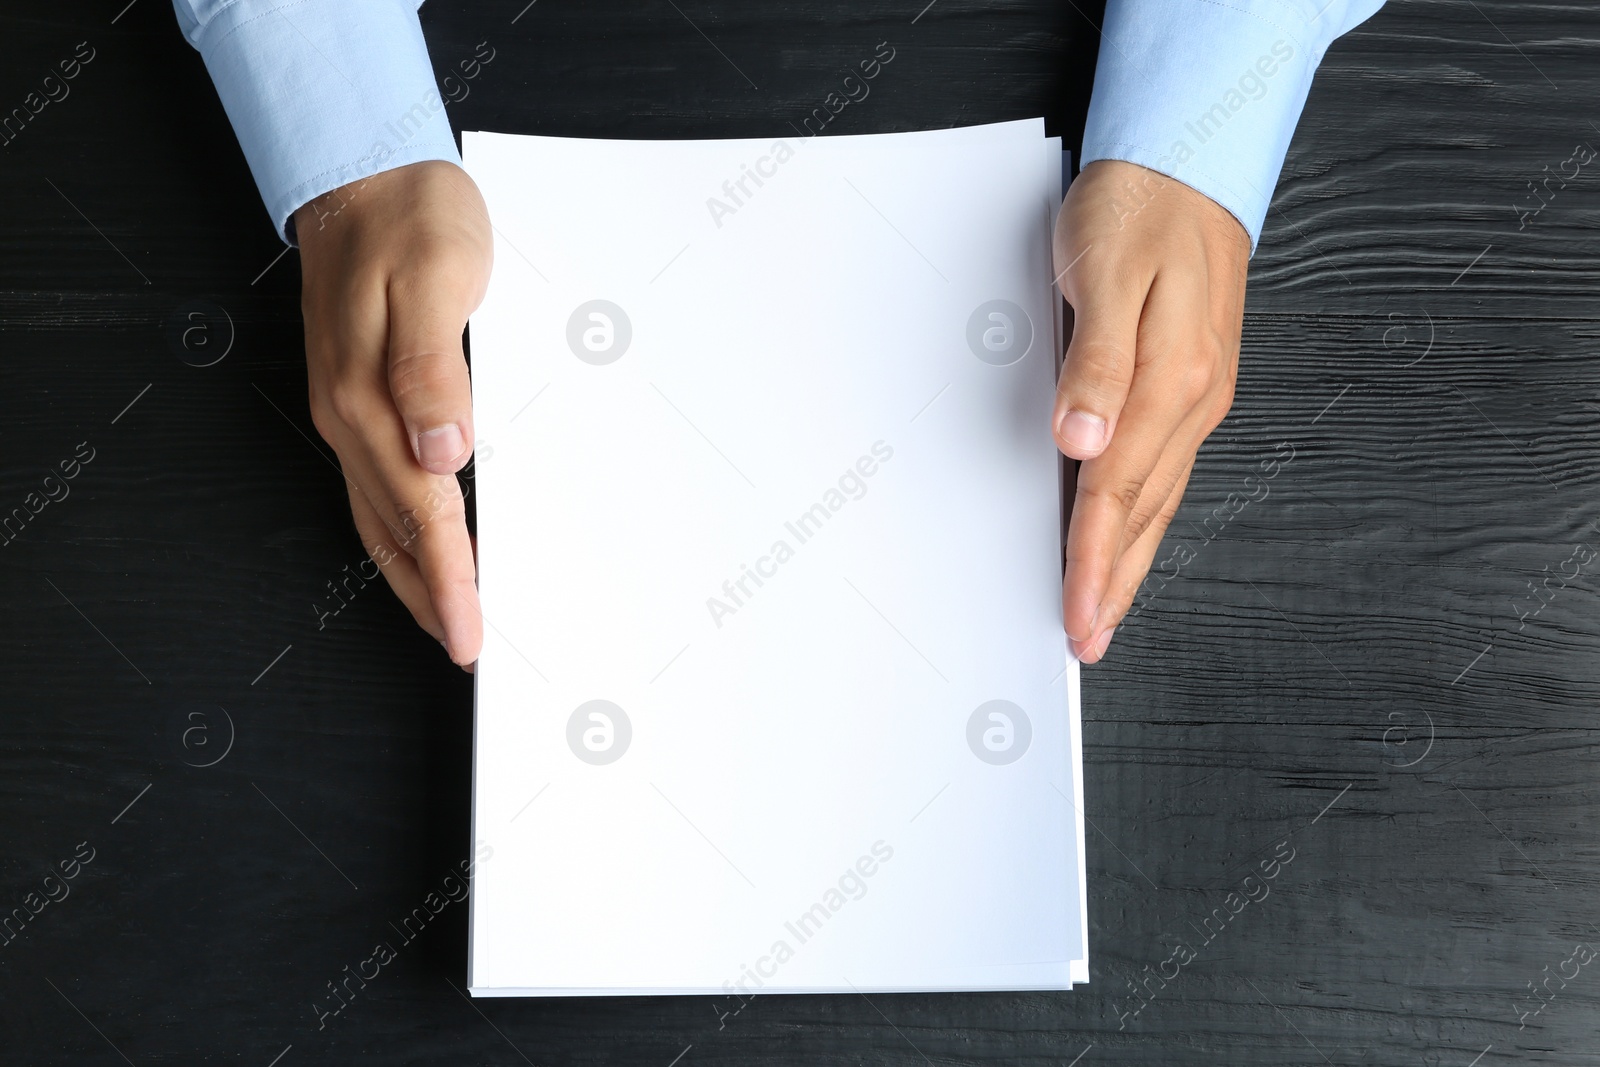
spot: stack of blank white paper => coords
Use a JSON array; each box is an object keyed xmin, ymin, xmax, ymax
[{"xmin": 463, "ymin": 118, "xmax": 1087, "ymax": 996}]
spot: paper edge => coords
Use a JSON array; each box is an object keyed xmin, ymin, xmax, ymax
[{"xmin": 463, "ymin": 123, "xmax": 1086, "ymax": 998}]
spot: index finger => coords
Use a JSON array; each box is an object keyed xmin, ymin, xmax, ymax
[
  {"xmin": 327, "ymin": 381, "xmax": 483, "ymax": 667},
  {"xmin": 1062, "ymin": 277, "xmax": 1208, "ymax": 641}
]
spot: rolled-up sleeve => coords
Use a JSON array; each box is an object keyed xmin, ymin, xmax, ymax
[
  {"xmin": 173, "ymin": 0, "xmax": 461, "ymax": 245},
  {"xmin": 1081, "ymin": 0, "xmax": 1385, "ymax": 251}
]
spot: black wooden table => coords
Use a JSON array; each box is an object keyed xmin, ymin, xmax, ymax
[{"xmin": 1, "ymin": 1, "xmax": 1595, "ymax": 1063}]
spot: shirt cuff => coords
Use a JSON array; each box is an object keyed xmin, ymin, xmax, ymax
[
  {"xmin": 187, "ymin": 0, "xmax": 460, "ymax": 245},
  {"xmin": 1080, "ymin": 1, "xmax": 1352, "ymax": 252}
]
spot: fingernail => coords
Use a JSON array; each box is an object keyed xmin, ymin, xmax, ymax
[
  {"xmin": 1058, "ymin": 410, "xmax": 1107, "ymax": 454},
  {"xmin": 1092, "ymin": 626, "xmax": 1115, "ymax": 659},
  {"xmin": 416, "ymin": 424, "xmax": 467, "ymax": 468}
]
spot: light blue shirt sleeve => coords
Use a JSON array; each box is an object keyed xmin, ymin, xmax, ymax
[
  {"xmin": 172, "ymin": 0, "xmax": 460, "ymax": 246},
  {"xmin": 1081, "ymin": 0, "xmax": 1385, "ymax": 251}
]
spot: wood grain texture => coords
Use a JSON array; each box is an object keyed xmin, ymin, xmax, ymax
[{"xmin": 0, "ymin": 0, "xmax": 1596, "ymax": 1064}]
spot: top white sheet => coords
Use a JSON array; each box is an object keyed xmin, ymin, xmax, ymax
[{"xmin": 463, "ymin": 118, "xmax": 1086, "ymax": 996}]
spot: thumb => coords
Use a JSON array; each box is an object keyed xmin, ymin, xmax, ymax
[
  {"xmin": 1053, "ymin": 274, "xmax": 1145, "ymax": 460},
  {"xmin": 388, "ymin": 271, "xmax": 477, "ymax": 475}
]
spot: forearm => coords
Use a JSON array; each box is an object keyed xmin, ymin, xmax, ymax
[
  {"xmin": 171, "ymin": 0, "xmax": 459, "ymax": 244},
  {"xmin": 1081, "ymin": 0, "xmax": 1386, "ymax": 251}
]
